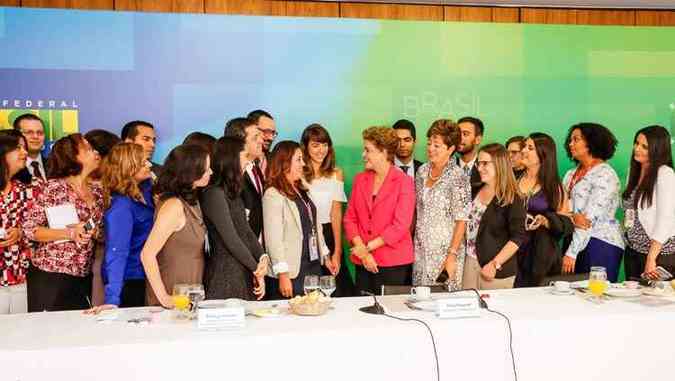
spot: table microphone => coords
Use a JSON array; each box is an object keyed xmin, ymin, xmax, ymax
[{"xmin": 359, "ymin": 291, "xmax": 385, "ymax": 315}]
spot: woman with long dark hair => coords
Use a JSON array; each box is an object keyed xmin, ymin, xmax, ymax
[
  {"xmin": 141, "ymin": 144, "xmax": 212, "ymax": 307},
  {"xmin": 301, "ymin": 124, "xmax": 355, "ymax": 297},
  {"xmin": 622, "ymin": 125, "xmax": 675, "ymax": 280},
  {"xmin": 200, "ymin": 137, "xmax": 268, "ymax": 300},
  {"xmin": 0, "ymin": 131, "xmax": 33, "ymax": 314},
  {"xmin": 562, "ymin": 123, "xmax": 624, "ymax": 282},
  {"xmin": 514, "ymin": 133, "xmax": 574, "ymax": 287}
]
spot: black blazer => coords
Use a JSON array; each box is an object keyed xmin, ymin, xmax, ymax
[
  {"xmin": 515, "ymin": 211, "xmax": 574, "ymax": 287},
  {"xmin": 469, "ymin": 165, "xmax": 482, "ymax": 199},
  {"xmin": 413, "ymin": 159, "xmax": 423, "ymax": 178},
  {"xmin": 241, "ymin": 170, "xmax": 264, "ymax": 238},
  {"xmin": 475, "ymin": 194, "xmax": 527, "ymax": 279},
  {"xmin": 14, "ymin": 154, "xmax": 47, "ymax": 184}
]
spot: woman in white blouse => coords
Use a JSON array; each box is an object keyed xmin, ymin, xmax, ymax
[
  {"xmin": 562, "ymin": 123, "xmax": 624, "ymax": 282},
  {"xmin": 301, "ymin": 124, "xmax": 356, "ymax": 296},
  {"xmin": 622, "ymin": 126, "xmax": 675, "ymax": 281}
]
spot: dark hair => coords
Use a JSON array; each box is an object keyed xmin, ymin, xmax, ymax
[
  {"xmin": 121, "ymin": 120, "xmax": 154, "ymax": 141},
  {"xmin": 392, "ymin": 119, "xmax": 416, "ymax": 140},
  {"xmin": 505, "ymin": 136, "xmax": 525, "ymax": 150},
  {"xmin": 211, "ymin": 136, "xmax": 246, "ymax": 199},
  {"xmin": 623, "ymin": 125, "xmax": 673, "ymax": 208},
  {"xmin": 12, "ymin": 113, "xmax": 45, "ymax": 131},
  {"xmin": 266, "ymin": 140, "xmax": 304, "ymax": 199},
  {"xmin": 529, "ymin": 133, "xmax": 563, "ymax": 210},
  {"xmin": 183, "ymin": 132, "xmax": 216, "ymax": 157},
  {"xmin": 84, "ymin": 129, "xmax": 121, "ymax": 158},
  {"xmin": 0, "ymin": 132, "xmax": 24, "ymax": 190},
  {"xmin": 427, "ymin": 119, "xmax": 460, "ymax": 149},
  {"xmin": 224, "ymin": 117, "xmax": 256, "ymax": 139},
  {"xmin": 247, "ymin": 110, "xmax": 273, "ymax": 124},
  {"xmin": 155, "ymin": 144, "xmax": 209, "ymax": 205},
  {"xmin": 564, "ymin": 122, "xmax": 617, "ymax": 163},
  {"xmin": 301, "ymin": 124, "xmax": 336, "ymax": 182},
  {"xmin": 457, "ymin": 116, "xmax": 484, "ymax": 137},
  {"xmin": 47, "ymin": 133, "xmax": 89, "ymax": 179}
]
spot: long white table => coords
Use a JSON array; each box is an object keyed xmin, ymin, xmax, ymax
[{"xmin": 1, "ymin": 287, "xmax": 674, "ymax": 381}]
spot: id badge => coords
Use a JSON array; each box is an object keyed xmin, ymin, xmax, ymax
[
  {"xmin": 624, "ymin": 209, "xmax": 635, "ymax": 230},
  {"xmin": 309, "ymin": 233, "xmax": 319, "ymax": 262}
]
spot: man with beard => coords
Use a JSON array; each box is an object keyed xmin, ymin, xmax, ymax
[
  {"xmin": 392, "ymin": 119, "xmax": 423, "ymax": 179},
  {"xmin": 456, "ymin": 116, "xmax": 484, "ymax": 198},
  {"xmin": 247, "ymin": 110, "xmax": 276, "ymax": 174}
]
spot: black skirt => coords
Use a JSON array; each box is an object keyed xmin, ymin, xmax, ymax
[{"xmin": 27, "ymin": 264, "xmax": 92, "ymax": 312}]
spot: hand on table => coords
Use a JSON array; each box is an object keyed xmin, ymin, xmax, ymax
[{"xmin": 562, "ymin": 255, "xmax": 576, "ymax": 274}]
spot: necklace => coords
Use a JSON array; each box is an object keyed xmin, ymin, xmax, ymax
[{"xmin": 428, "ymin": 163, "xmax": 445, "ymax": 181}]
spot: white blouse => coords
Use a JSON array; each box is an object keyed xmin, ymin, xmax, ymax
[{"xmin": 308, "ymin": 176, "xmax": 348, "ymax": 225}]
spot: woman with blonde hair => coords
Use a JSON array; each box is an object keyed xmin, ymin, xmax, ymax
[
  {"xmin": 86, "ymin": 143, "xmax": 154, "ymax": 313},
  {"xmin": 462, "ymin": 143, "xmax": 526, "ymax": 290}
]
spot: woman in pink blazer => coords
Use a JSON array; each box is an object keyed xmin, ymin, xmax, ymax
[{"xmin": 344, "ymin": 126, "xmax": 415, "ymax": 295}]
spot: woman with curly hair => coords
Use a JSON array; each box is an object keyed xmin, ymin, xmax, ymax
[
  {"xmin": 85, "ymin": 143, "xmax": 154, "ymax": 314},
  {"xmin": 562, "ymin": 123, "xmax": 624, "ymax": 282},
  {"xmin": 344, "ymin": 127, "xmax": 415, "ymax": 295},
  {"xmin": 141, "ymin": 144, "xmax": 212, "ymax": 308}
]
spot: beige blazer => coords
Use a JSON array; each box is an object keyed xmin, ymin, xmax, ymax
[{"xmin": 263, "ymin": 187, "xmax": 330, "ymax": 279}]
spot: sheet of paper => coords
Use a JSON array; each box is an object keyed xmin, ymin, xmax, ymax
[{"xmin": 45, "ymin": 203, "xmax": 79, "ymax": 229}]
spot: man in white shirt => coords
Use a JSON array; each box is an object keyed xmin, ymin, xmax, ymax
[
  {"xmin": 392, "ymin": 119, "xmax": 422, "ymax": 178},
  {"xmin": 456, "ymin": 116, "xmax": 485, "ymax": 198},
  {"xmin": 13, "ymin": 113, "xmax": 47, "ymax": 182}
]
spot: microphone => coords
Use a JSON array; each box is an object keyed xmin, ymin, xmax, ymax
[{"xmin": 359, "ymin": 291, "xmax": 385, "ymax": 315}]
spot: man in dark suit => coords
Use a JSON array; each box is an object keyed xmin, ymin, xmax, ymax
[
  {"xmin": 392, "ymin": 119, "xmax": 423, "ymax": 178},
  {"xmin": 224, "ymin": 117, "xmax": 265, "ymax": 242},
  {"xmin": 456, "ymin": 116, "xmax": 485, "ymax": 198},
  {"xmin": 13, "ymin": 113, "xmax": 48, "ymax": 183},
  {"xmin": 121, "ymin": 120, "xmax": 162, "ymax": 179}
]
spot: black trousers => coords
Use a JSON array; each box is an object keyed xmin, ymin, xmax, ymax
[
  {"xmin": 27, "ymin": 264, "xmax": 92, "ymax": 312},
  {"xmin": 624, "ymin": 246, "xmax": 675, "ymax": 281},
  {"xmin": 355, "ymin": 263, "xmax": 412, "ymax": 296},
  {"xmin": 321, "ymin": 223, "xmax": 358, "ymax": 297},
  {"xmin": 119, "ymin": 279, "xmax": 146, "ymax": 308}
]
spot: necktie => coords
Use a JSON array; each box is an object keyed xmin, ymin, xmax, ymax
[
  {"xmin": 31, "ymin": 161, "xmax": 45, "ymax": 181},
  {"xmin": 400, "ymin": 165, "xmax": 409, "ymax": 176},
  {"xmin": 252, "ymin": 164, "xmax": 264, "ymax": 195}
]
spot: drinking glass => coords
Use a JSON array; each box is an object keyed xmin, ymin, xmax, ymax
[
  {"xmin": 187, "ymin": 284, "xmax": 205, "ymax": 320},
  {"xmin": 303, "ymin": 275, "xmax": 319, "ymax": 295},
  {"xmin": 588, "ymin": 267, "xmax": 608, "ymax": 301},
  {"xmin": 319, "ymin": 275, "xmax": 336, "ymax": 297},
  {"xmin": 172, "ymin": 284, "xmax": 191, "ymax": 320}
]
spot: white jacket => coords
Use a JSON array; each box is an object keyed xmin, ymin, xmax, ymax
[{"xmin": 637, "ymin": 165, "xmax": 675, "ymax": 244}]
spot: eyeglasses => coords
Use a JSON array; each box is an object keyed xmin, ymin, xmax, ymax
[
  {"xmin": 476, "ymin": 160, "xmax": 493, "ymax": 168},
  {"xmin": 258, "ymin": 128, "xmax": 278, "ymax": 138}
]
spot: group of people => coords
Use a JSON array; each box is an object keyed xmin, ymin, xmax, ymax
[{"xmin": 1, "ymin": 110, "xmax": 673, "ymax": 314}]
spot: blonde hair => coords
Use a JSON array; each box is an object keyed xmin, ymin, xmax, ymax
[
  {"xmin": 101, "ymin": 143, "xmax": 146, "ymax": 209},
  {"xmin": 362, "ymin": 126, "xmax": 399, "ymax": 163},
  {"xmin": 479, "ymin": 143, "xmax": 518, "ymax": 207}
]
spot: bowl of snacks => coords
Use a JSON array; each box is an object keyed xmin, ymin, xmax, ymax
[{"xmin": 288, "ymin": 291, "xmax": 332, "ymax": 316}]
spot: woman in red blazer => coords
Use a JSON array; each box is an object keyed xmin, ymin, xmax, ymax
[{"xmin": 344, "ymin": 126, "xmax": 415, "ymax": 295}]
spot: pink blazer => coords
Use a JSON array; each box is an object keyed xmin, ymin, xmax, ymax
[{"xmin": 343, "ymin": 166, "xmax": 415, "ymax": 267}]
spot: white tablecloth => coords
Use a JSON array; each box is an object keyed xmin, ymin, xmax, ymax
[{"xmin": 1, "ymin": 287, "xmax": 674, "ymax": 381}]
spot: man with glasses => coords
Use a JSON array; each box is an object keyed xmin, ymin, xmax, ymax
[
  {"xmin": 13, "ymin": 114, "xmax": 48, "ymax": 182},
  {"xmin": 505, "ymin": 136, "xmax": 526, "ymax": 179},
  {"xmin": 247, "ymin": 109, "xmax": 276, "ymax": 173}
]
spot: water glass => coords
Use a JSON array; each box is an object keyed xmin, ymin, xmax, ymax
[
  {"xmin": 304, "ymin": 275, "xmax": 319, "ymax": 295},
  {"xmin": 319, "ymin": 275, "xmax": 336, "ymax": 297}
]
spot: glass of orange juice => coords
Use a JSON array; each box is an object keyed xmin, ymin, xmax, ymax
[
  {"xmin": 588, "ymin": 266, "xmax": 608, "ymax": 301},
  {"xmin": 172, "ymin": 284, "xmax": 191, "ymax": 320}
]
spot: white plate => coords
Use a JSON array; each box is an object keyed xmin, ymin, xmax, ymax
[
  {"xmin": 570, "ymin": 280, "xmax": 589, "ymax": 289},
  {"xmin": 550, "ymin": 288, "xmax": 574, "ymax": 296},
  {"xmin": 408, "ymin": 300, "xmax": 437, "ymax": 311},
  {"xmin": 408, "ymin": 295, "xmax": 433, "ymax": 303},
  {"xmin": 605, "ymin": 288, "xmax": 641, "ymax": 298}
]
